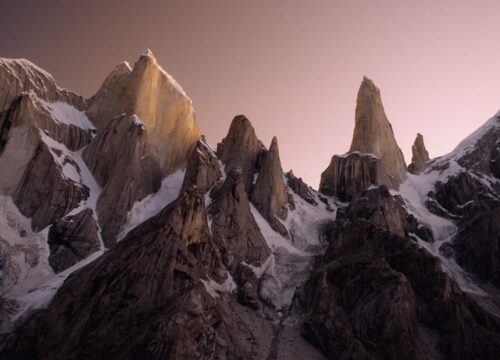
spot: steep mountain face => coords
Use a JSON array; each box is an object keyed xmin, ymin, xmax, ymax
[
  {"xmin": 1, "ymin": 56, "xmax": 500, "ymax": 360},
  {"xmin": 87, "ymin": 49, "xmax": 200, "ymax": 176},
  {"xmin": 83, "ymin": 114, "xmax": 162, "ymax": 246},
  {"xmin": 320, "ymin": 77, "xmax": 407, "ymax": 200},
  {"xmin": 349, "ymin": 77, "xmax": 407, "ymax": 183},
  {"xmin": 217, "ymin": 114, "xmax": 266, "ymax": 191},
  {"xmin": 252, "ymin": 137, "xmax": 290, "ymax": 237}
]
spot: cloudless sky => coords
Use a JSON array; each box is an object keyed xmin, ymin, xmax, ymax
[{"xmin": 1, "ymin": 0, "xmax": 500, "ymax": 187}]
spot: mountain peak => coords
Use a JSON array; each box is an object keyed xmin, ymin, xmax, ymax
[
  {"xmin": 217, "ymin": 115, "xmax": 265, "ymax": 191},
  {"xmin": 408, "ymin": 133, "xmax": 430, "ymax": 174},
  {"xmin": 141, "ymin": 48, "xmax": 155, "ymax": 58},
  {"xmin": 349, "ymin": 76, "xmax": 406, "ymax": 185}
]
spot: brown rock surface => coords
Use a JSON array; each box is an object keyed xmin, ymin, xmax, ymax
[
  {"xmin": 0, "ymin": 94, "xmax": 89, "ymax": 231},
  {"xmin": 408, "ymin": 133, "xmax": 430, "ymax": 174},
  {"xmin": 47, "ymin": 209, "xmax": 100, "ymax": 273},
  {"xmin": 299, "ymin": 189, "xmax": 500, "ymax": 360},
  {"xmin": 181, "ymin": 136, "xmax": 221, "ymax": 193},
  {"xmin": 208, "ymin": 168, "xmax": 271, "ymax": 272},
  {"xmin": 83, "ymin": 114, "xmax": 161, "ymax": 247},
  {"xmin": 86, "ymin": 62, "xmax": 132, "ymax": 129},
  {"xmin": 286, "ymin": 170, "xmax": 317, "ymax": 205},
  {"xmin": 217, "ymin": 114, "xmax": 266, "ymax": 191},
  {"xmin": 349, "ymin": 76, "xmax": 407, "ymax": 186},
  {"xmin": 88, "ymin": 50, "xmax": 200, "ymax": 176},
  {"xmin": 252, "ymin": 137, "xmax": 290, "ymax": 237},
  {"xmin": 319, "ymin": 152, "xmax": 387, "ymax": 201}
]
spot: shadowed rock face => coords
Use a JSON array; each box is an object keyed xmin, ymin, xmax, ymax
[
  {"xmin": 208, "ymin": 168, "xmax": 271, "ymax": 273},
  {"xmin": 0, "ymin": 94, "xmax": 92, "ymax": 195},
  {"xmin": 298, "ymin": 196, "xmax": 500, "ymax": 360},
  {"xmin": 0, "ymin": 95, "xmax": 89, "ymax": 231},
  {"xmin": 87, "ymin": 50, "xmax": 200, "ymax": 176},
  {"xmin": 252, "ymin": 137, "xmax": 290, "ymax": 237},
  {"xmin": 181, "ymin": 136, "xmax": 222, "ymax": 194},
  {"xmin": 319, "ymin": 152, "xmax": 386, "ymax": 201},
  {"xmin": 83, "ymin": 114, "xmax": 161, "ymax": 247},
  {"xmin": 0, "ymin": 187, "xmax": 280, "ymax": 360},
  {"xmin": 217, "ymin": 114, "xmax": 266, "ymax": 191},
  {"xmin": 408, "ymin": 133, "xmax": 430, "ymax": 174},
  {"xmin": 286, "ymin": 170, "xmax": 317, "ymax": 205},
  {"xmin": 48, "ymin": 209, "xmax": 99, "ymax": 273},
  {"xmin": 350, "ymin": 77, "xmax": 407, "ymax": 185},
  {"xmin": 454, "ymin": 207, "xmax": 500, "ymax": 286}
]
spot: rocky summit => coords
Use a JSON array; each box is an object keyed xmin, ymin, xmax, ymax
[{"xmin": 0, "ymin": 54, "xmax": 500, "ymax": 360}]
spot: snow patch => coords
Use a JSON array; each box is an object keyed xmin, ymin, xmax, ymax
[
  {"xmin": 118, "ymin": 169, "xmax": 185, "ymax": 241},
  {"xmin": 393, "ymin": 174, "xmax": 488, "ymax": 296},
  {"xmin": 35, "ymin": 98, "xmax": 95, "ymax": 130},
  {"xmin": 201, "ymin": 273, "xmax": 237, "ymax": 299}
]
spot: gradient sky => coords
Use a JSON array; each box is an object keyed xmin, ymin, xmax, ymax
[{"xmin": 1, "ymin": 0, "xmax": 500, "ymax": 188}]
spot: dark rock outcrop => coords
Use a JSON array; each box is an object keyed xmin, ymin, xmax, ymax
[
  {"xmin": 181, "ymin": 136, "xmax": 221, "ymax": 193},
  {"xmin": 47, "ymin": 209, "xmax": 100, "ymax": 273},
  {"xmin": 208, "ymin": 168, "xmax": 271, "ymax": 273},
  {"xmin": 13, "ymin": 140, "xmax": 88, "ymax": 232},
  {"xmin": 408, "ymin": 133, "xmax": 430, "ymax": 174},
  {"xmin": 286, "ymin": 170, "xmax": 317, "ymax": 205},
  {"xmin": 252, "ymin": 137, "xmax": 290, "ymax": 237},
  {"xmin": 83, "ymin": 114, "xmax": 161, "ymax": 247},
  {"xmin": 454, "ymin": 206, "xmax": 500, "ymax": 286},
  {"xmin": 319, "ymin": 152, "xmax": 385, "ymax": 201},
  {"xmin": 299, "ymin": 216, "xmax": 500, "ymax": 359},
  {"xmin": 217, "ymin": 115, "xmax": 266, "ymax": 191}
]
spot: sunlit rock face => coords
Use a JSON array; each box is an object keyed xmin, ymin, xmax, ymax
[
  {"xmin": 87, "ymin": 49, "xmax": 201, "ymax": 176},
  {"xmin": 320, "ymin": 77, "xmax": 406, "ymax": 199},
  {"xmin": 408, "ymin": 133, "xmax": 430, "ymax": 174},
  {"xmin": 86, "ymin": 61, "xmax": 132, "ymax": 129},
  {"xmin": 349, "ymin": 76, "xmax": 407, "ymax": 185}
]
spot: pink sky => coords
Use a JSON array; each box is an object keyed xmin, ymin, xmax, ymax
[{"xmin": 2, "ymin": 0, "xmax": 500, "ymax": 187}]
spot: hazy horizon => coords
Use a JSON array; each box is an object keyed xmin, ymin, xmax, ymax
[{"xmin": 2, "ymin": 0, "xmax": 500, "ymax": 187}]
